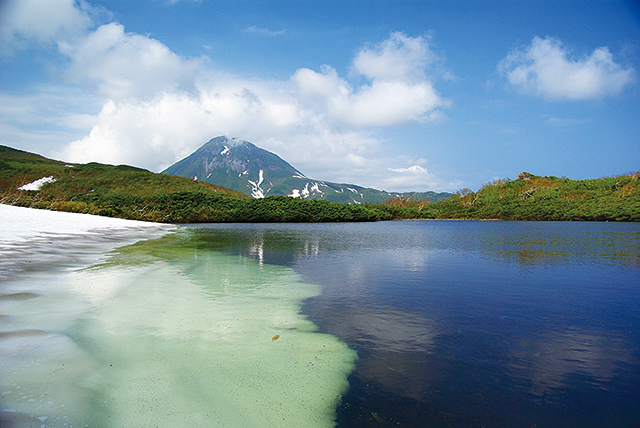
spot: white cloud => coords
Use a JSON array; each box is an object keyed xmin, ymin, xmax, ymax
[
  {"xmin": 59, "ymin": 22, "xmax": 203, "ymax": 100},
  {"xmin": 60, "ymin": 96, "xmax": 212, "ymax": 169},
  {"xmin": 292, "ymin": 33, "xmax": 448, "ymax": 128},
  {"xmin": 384, "ymin": 164, "xmax": 438, "ymax": 191},
  {"xmin": 58, "ymin": 81, "xmax": 382, "ymax": 177},
  {"xmin": 59, "ymin": 83, "xmax": 445, "ymax": 190},
  {"xmin": 346, "ymin": 80, "xmax": 443, "ymax": 127},
  {"xmin": 389, "ymin": 165, "xmax": 428, "ymax": 174},
  {"xmin": 0, "ymin": 0, "xmax": 94, "ymax": 53},
  {"xmin": 498, "ymin": 36, "xmax": 635, "ymax": 100},
  {"xmin": 352, "ymin": 32, "xmax": 434, "ymax": 82}
]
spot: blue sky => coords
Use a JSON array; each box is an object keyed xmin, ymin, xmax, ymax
[{"xmin": 1, "ymin": 0, "xmax": 639, "ymax": 192}]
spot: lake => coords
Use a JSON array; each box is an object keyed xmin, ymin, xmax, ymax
[{"xmin": 1, "ymin": 220, "xmax": 639, "ymax": 427}]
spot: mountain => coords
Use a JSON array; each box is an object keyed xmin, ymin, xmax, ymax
[{"xmin": 162, "ymin": 136, "xmax": 451, "ymax": 203}]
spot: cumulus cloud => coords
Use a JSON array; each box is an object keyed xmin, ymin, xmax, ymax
[
  {"xmin": 292, "ymin": 33, "xmax": 448, "ymax": 128},
  {"xmin": 0, "ymin": 0, "xmax": 94, "ymax": 53},
  {"xmin": 352, "ymin": 32, "xmax": 434, "ymax": 82},
  {"xmin": 61, "ymin": 96, "xmax": 215, "ymax": 170},
  {"xmin": 498, "ymin": 36, "xmax": 635, "ymax": 100},
  {"xmin": 384, "ymin": 163, "xmax": 439, "ymax": 191},
  {"xmin": 59, "ymin": 22, "xmax": 203, "ymax": 100}
]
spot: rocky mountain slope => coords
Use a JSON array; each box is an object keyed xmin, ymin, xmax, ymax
[{"xmin": 162, "ymin": 136, "xmax": 451, "ymax": 203}]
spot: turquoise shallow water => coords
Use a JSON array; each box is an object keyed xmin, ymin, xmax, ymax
[{"xmin": 0, "ymin": 229, "xmax": 355, "ymax": 427}]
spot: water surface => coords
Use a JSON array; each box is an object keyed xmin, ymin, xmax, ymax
[
  {"xmin": 2, "ymin": 220, "xmax": 639, "ymax": 427},
  {"xmin": 186, "ymin": 221, "xmax": 640, "ymax": 428}
]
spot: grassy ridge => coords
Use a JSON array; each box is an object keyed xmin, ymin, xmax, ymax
[
  {"xmin": 0, "ymin": 145, "xmax": 381, "ymax": 223},
  {"xmin": 368, "ymin": 172, "xmax": 640, "ymax": 221}
]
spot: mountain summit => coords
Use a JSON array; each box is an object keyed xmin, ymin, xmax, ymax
[
  {"xmin": 163, "ymin": 136, "xmax": 451, "ymax": 203},
  {"xmin": 163, "ymin": 136, "xmax": 303, "ymax": 198}
]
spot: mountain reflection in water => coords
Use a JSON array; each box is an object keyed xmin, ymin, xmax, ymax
[{"xmin": 192, "ymin": 221, "xmax": 640, "ymax": 428}]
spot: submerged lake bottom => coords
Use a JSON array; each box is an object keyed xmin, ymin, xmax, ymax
[{"xmin": 1, "ymin": 220, "xmax": 639, "ymax": 427}]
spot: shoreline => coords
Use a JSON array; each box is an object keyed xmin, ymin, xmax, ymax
[{"xmin": 0, "ymin": 204, "xmax": 176, "ymax": 280}]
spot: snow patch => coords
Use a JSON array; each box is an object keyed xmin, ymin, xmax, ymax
[
  {"xmin": 301, "ymin": 183, "xmax": 310, "ymax": 198},
  {"xmin": 290, "ymin": 182, "xmax": 325, "ymax": 199},
  {"xmin": 0, "ymin": 204, "xmax": 174, "ymax": 279},
  {"xmin": 220, "ymin": 146, "xmax": 230, "ymax": 155},
  {"xmin": 309, "ymin": 183, "xmax": 323, "ymax": 194},
  {"xmin": 248, "ymin": 170, "xmax": 265, "ymax": 198},
  {"xmin": 18, "ymin": 176, "xmax": 56, "ymax": 191},
  {"xmin": 292, "ymin": 172, "xmax": 306, "ymax": 179},
  {"xmin": 0, "ymin": 204, "xmax": 172, "ymax": 244},
  {"xmin": 206, "ymin": 173, "xmax": 212, "ymax": 179}
]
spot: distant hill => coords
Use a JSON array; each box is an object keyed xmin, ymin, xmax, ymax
[
  {"xmin": 0, "ymin": 144, "xmax": 246, "ymax": 221},
  {"xmin": 373, "ymin": 172, "xmax": 640, "ymax": 222},
  {"xmin": 162, "ymin": 136, "xmax": 451, "ymax": 203},
  {"xmin": 0, "ymin": 144, "xmax": 245, "ymax": 199}
]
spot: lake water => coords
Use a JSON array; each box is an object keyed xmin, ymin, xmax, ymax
[{"xmin": 1, "ymin": 221, "xmax": 639, "ymax": 427}]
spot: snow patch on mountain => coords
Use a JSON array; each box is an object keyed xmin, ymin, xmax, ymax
[
  {"xmin": 310, "ymin": 183, "xmax": 323, "ymax": 194},
  {"xmin": 301, "ymin": 183, "xmax": 311, "ymax": 198},
  {"xmin": 248, "ymin": 170, "xmax": 266, "ymax": 198},
  {"xmin": 18, "ymin": 176, "xmax": 56, "ymax": 191},
  {"xmin": 288, "ymin": 181, "xmax": 329, "ymax": 199}
]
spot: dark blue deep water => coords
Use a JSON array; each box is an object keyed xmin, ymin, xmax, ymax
[{"xmin": 191, "ymin": 221, "xmax": 640, "ymax": 428}]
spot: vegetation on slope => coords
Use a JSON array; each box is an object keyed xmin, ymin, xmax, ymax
[
  {"xmin": 0, "ymin": 145, "xmax": 381, "ymax": 223},
  {"xmin": 2, "ymin": 145, "xmax": 637, "ymax": 223},
  {"xmin": 367, "ymin": 172, "xmax": 640, "ymax": 222}
]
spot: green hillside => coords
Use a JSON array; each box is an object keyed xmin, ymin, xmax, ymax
[{"xmin": 368, "ymin": 172, "xmax": 640, "ymax": 221}]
